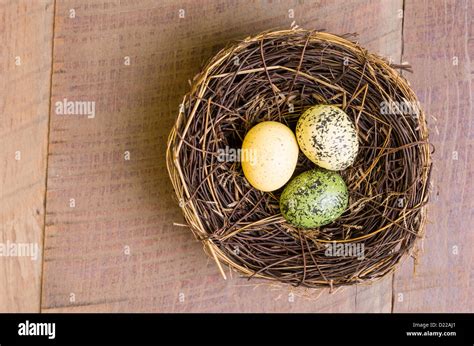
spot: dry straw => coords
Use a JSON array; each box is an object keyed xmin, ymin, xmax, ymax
[{"xmin": 166, "ymin": 28, "xmax": 432, "ymax": 288}]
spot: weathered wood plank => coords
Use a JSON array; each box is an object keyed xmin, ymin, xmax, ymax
[
  {"xmin": 392, "ymin": 0, "xmax": 474, "ymax": 312},
  {"xmin": 42, "ymin": 0, "xmax": 402, "ymax": 312},
  {"xmin": 0, "ymin": 0, "xmax": 54, "ymax": 312}
]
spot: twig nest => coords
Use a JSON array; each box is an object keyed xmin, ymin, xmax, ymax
[{"xmin": 167, "ymin": 28, "xmax": 432, "ymax": 288}]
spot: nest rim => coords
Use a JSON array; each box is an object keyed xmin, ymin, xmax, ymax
[{"xmin": 166, "ymin": 28, "xmax": 432, "ymax": 289}]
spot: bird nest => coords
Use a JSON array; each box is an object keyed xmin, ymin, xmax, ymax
[{"xmin": 166, "ymin": 29, "xmax": 432, "ymax": 288}]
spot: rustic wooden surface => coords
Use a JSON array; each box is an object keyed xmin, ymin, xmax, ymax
[
  {"xmin": 0, "ymin": 0, "xmax": 54, "ymax": 312},
  {"xmin": 392, "ymin": 0, "xmax": 474, "ymax": 313},
  {"xmin": 0, "ymin": 0, "xmax": 472, "ymax": 312}
]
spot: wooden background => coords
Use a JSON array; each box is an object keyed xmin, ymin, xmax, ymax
[{"xmin": 0, "ymin": 0, "xmax": 472, "ymax": 312}]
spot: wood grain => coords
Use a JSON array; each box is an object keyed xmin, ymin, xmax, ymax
[
  {"xmin": 392, "ymin": 0, "xmax": 474, "ymax": 312},
  {"xmin": 0, "ymin": 0, "xmax": 54, "ymax": 312},
  {"xmin": 2, "ymin": 0, "xmax": 470, "ymax": 314},
  {"xmin": 41, "ymin": 0, "xmax": 403, "ymax": 312}
]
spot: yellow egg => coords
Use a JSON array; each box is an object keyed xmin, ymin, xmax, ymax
[
  {"xmin": 241, "ymin": 121, "xmax": 299, "ymax": 192},
  {"xmin": 296, "ymin": 105, "xmax": 359, "ymax": 170}
]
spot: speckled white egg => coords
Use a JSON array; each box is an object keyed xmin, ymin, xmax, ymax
[
  {"xmin": 241, "ymin": 121, "xmax": 299, "ymax": 192},
  {"xmin": 296, "ymin": 105, "xmax": 359, "ymax": 171}
]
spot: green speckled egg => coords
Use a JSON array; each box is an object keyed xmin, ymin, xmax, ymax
[
  {"xmin": 280, "ymin": 168, "xmax": 348, "ymax": 228},
  {"xmin": 296, "ymin": 105, "xmax": 359, "ymax": 171}
]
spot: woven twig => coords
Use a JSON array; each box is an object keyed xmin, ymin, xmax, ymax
[{"xmin": 166, "ymin": 28, "xmax": 432, "ymax": 288}]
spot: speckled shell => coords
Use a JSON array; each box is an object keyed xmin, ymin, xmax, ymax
[
  {"xmin": 241, "ymin": 121, "xmax": 299, "ymax": 192},
  {"xmin": 296, "ymin": 105, "xmax": 359, "ymax": 171},
  {"xmin": 279, "ymin": 168, "xmax": 348, "ymax": 228}
]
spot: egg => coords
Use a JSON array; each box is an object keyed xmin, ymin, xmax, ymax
[
  {"xmin": 241, "ymin": 121, "xmax": 299, "ymax": 192},
  {"xmin": 296, "ymin": 105, "xmax": 359, "ymax": 170},
  {"xmin": 280, "ymin": 168, "xmax": 348, "ymax": 228}
]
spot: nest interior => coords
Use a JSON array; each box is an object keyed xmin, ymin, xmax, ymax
[{"xmin": 167, "ymin": 29, "xmax": 432, "ymax": 288}]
